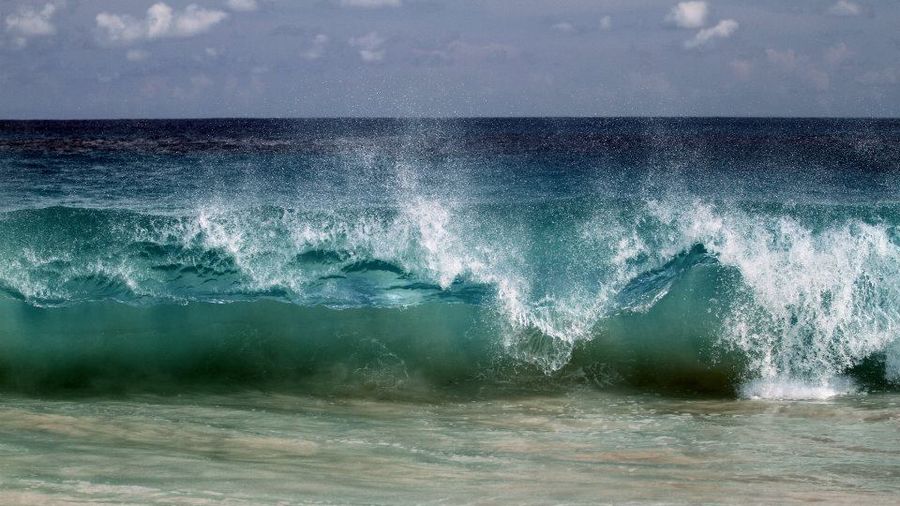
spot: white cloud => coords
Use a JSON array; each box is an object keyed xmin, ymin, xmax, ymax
[
  {"xmin": 339, "ymin": 0, "xmax": 401, "ymax": 8},
  {"xmin": 126, "ymin": 48, "xmax": 150, "ymax": 61},
  {"xmin": 96, "ymin": 3, "xmax": 228, "ymax": 44},
  {"xmin": 447, "ymin": 40, "xmax": 519, "ymax": 62},
  {"xmin": 304, "ymin": 33, "xmax": 328, "ymax": 60},
  {"xmin": 828, "ymin": 1, "xmax": 861, "ymax": 16},
  {"xmin": 766, "ymin": 48, "xmax": 798, "ymax": 68},
  {"xmin": 5, "ymin": 3, "xmax": 57, "ymax": 46},
  {"xmin": 553, "ymin": 18, "xmax": 611, "ymax": 34},
  {"xmin": 684, "ymin": 19, "xmax": 737, "ymax": 48},
  {"xmin": 806, "ymin": 68, "xmax": 830, "ymax": 90},
  {"xmin": 730, "ymin": 59, "xmax": 752, "ymax": 78},
  {"xmin": 551, "ymin": 22, "xmax": 576, "ymax": 34},
  {"xmin": 666, "ymin": 1, "xmax": 708, "ymax": 29},
  {"xmin": 766, "ymin": 49, "xmax": 830, "ymax": 91},
  {"xmin": 415, "ymin": 39, "xmax": 520, "ymax": 65},
  {"xmin": 599, "ymin": 16, "xmax": 612, "ymax": 31},
  {"xmin": 349, "ymin": 31, "xmax": 385, "ymax": 62},
  {"xmin": 824, "ymin": 42, "xmax": 852, "ymax": 66},
  {"xmin": 857, "ymin": 68, "xmax": 898, "ymax": 86},
  {"xmin": 190, "ymin": 74, "xmax": 213, "ymax": 88},
  {"xmin": 226, "ymin": 0, "xmax": 258, "ymax": 12}
]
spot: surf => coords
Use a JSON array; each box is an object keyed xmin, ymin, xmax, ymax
[{"xmin": 0, "ymin": 193, "xmax": 897, "ymax": 397}]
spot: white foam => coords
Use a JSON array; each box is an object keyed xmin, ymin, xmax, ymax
[
  {"xmin": 646, "ymin": 198, "xmax": 900, "ymax": 386},
  {"xmin": 176, "ymin": 193, "xmax": 900, "ymax": 381},
  {"xmin": 739, "ymin": 376, "xmax": 857, "ymax": 400}
]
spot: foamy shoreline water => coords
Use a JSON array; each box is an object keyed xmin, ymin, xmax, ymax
[{"xmin": 0, "ymin": 390, "xmax": 897, "ymax": 504}]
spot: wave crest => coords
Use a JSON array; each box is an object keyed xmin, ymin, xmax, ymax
[{"xmin": 0, "ymin": 197, "xmax": 898, "ymax": 397}]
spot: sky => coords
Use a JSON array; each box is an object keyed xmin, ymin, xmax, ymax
[{"xmin": 0, "ymin": 0, "xmax": 898, "ymax": 118}]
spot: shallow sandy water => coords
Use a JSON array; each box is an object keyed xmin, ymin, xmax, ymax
[{"xmin": 0, "ymin": 389, "xmax": 897, "ymax": 504}]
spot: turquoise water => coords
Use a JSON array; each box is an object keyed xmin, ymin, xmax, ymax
[{"xmin": 0, "ymin": 118, "xmax": 898, "ymax": 502}]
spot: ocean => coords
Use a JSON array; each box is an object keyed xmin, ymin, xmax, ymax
[{"xmin": 0, "ymin": 118, "xmax": 898, "ymax": 503}]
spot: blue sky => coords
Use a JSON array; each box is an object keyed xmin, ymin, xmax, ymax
[{"xmin": 1, "ymin": 0, "xmax": 898, "ymax": 118}]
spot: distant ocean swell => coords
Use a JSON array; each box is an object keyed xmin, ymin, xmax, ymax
[{"xmin": 0, "ymin": 197, "xmax": 898, "ymax": 397}]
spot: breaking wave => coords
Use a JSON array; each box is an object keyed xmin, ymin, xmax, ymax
[{"xmin": 0, "ymin": 194, "xmax": 897, "ymax": 398}]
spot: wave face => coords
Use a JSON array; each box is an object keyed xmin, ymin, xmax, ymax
[{"xmin": 1, "ymin": 118, "xmax": 899, "ymax": 397}]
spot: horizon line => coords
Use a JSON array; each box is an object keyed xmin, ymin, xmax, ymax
[{"xmin": 2, "ymin": 115, "xmax": 899, "ymax": 122}]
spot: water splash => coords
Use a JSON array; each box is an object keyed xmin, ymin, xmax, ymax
[{"xmin": 0, "ymin": 195, "xmax": 898, "ymax": 396}]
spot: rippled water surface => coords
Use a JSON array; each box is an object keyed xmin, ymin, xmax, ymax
[{"xmin": 0, "ymin": 390, "xmax": 898, "ymax": 504}]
